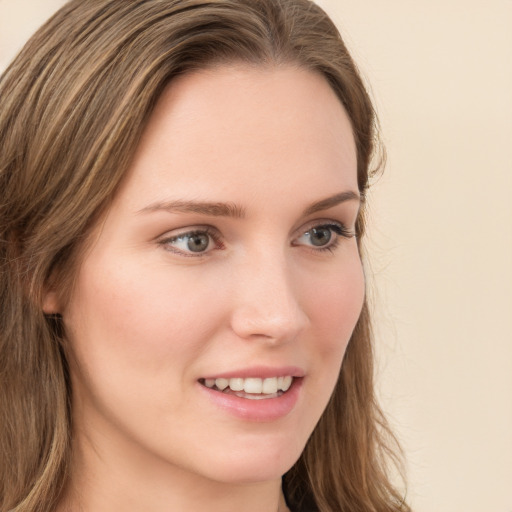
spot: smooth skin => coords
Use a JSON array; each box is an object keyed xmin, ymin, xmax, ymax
[{"xmin": 46, "ymin": 65, "xmax": 365, "ymax": 512}]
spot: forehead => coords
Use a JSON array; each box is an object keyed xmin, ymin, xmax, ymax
[{"xmin": 117, "ymin": 64, "xmax": 358, "ymax": 211}]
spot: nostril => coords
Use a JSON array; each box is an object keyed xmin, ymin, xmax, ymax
[{"xmin": 230, "ymin": 307, "xmax": 308, "ymax": 343}]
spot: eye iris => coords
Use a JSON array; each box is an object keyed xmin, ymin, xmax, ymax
[
  {"xmin": 187, "ymin": 233, "xmax": 210, "ymax": 252},
  {"xmin": 309, "ymin": 227, "xmax": 332, "ymax": 246}
]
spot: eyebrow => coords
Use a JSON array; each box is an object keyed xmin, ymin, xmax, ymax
[
  {"xmin": 137, "ymin": 199, "xmax": 246, "ymax": 218},
  {"xmin": 137, "ymin": 191, "xmax": 360, "ymax": 218},
  {"xmin": 302, "ymin": 190, "xmax": 361, "ymax": 216}
]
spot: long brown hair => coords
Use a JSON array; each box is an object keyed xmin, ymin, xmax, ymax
[{"xmin": 0, "ymin": 1, "xmax": 409, "ymax": 510}]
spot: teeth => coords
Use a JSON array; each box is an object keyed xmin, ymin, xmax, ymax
[
  {"xmin": 244, "ymin": 378, "xmax": 262, "ymax": 394},
  {"xmin": 281, "ymin": 376, "xmax": 293, "ymax": 392},
  {"xmin": 228, "ymin": 378, "xmax": 244, "ymax": 391},
  {"xmin": 215, "ymin": 378, "xmax": 229, "ymax": 390},
  {"xmin": 207, "ymin": 376, "xmax": 294, "ymax": 394},
  {"xmin": 262, "ymin": 377, "xmax": 278, "ymax": 394}
]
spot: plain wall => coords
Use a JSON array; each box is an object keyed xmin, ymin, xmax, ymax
[
  {"xmin": 1, "ymin": 1, "xmax": 511, "ymax": 511},
  {"xmin": 318, "ymin": 2, "xmax": 512, "ymax": 511}
]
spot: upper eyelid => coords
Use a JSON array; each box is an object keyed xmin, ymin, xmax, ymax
[
  {"xmin": 157, "ymin": 230, "xmax": 221, "ymax": 259},
  {"xmin": 158, "ymin": 219, "xmax": 353, "ymax": 237},
  {"xmin": 157, "ymin": 225, "xmax": 219, "ymax": 241},
  {"xmin": 293, "ymin": 223, "xmax": 352, "ymax": 245},
  {"xmin": 158, "ymin": 219, "xmax": 350, "ymax": 236},
  {"xmin": 293, "ymin": 218, "xmax": 354, "ymax": 237}
]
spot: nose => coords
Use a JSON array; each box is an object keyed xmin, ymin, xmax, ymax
[{"xmin": 229, "ymin": 250, "xmax": 309, "ymax": 344}]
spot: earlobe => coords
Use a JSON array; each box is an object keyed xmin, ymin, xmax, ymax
[{"xmin": 42, "ymin": 290, "xmax": 61, "ymax": 315}]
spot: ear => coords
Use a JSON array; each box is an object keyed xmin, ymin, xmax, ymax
[{"xmin": 42, "ymin": 289, "xmax": 61, "ymax": 315}]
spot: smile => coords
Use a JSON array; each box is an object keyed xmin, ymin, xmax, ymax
[{"xmin": 200, "ymin": 376, "xmax": 294, "ymax": 400}]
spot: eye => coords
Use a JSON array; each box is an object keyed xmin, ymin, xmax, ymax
[
  {"xmin": 294, "ymin": 222, "xmax": 354, "ymax": 252},
  {"xmin": 159, "ymin": 228, "xmax": 222, "ymax": 256}
]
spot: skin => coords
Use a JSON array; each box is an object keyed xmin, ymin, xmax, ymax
[{"xmin": 46, "ymin": 64, "xmax": 365, "ymax": 512}]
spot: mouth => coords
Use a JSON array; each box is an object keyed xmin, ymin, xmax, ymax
[
  {"xmin": 198, "ymin": 376, "xmax": 295, "ymax": 400},
  {"xmin": 198, "ymin": 370, "xmax": 304, "ymax": 421}
]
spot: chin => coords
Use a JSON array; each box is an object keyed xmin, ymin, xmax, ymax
[{"xmin": 187, "ymin": 433, "xmax": 305, "ymax": 485}]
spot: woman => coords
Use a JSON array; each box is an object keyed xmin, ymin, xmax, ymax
[{"xmin": 0, "ymin": 1, "xmax": 410, "ymax": 511}]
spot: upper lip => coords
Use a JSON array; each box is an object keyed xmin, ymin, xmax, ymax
[{"xmin": 200, "ymin": 365, "xmax": 305, "ymax": 380}]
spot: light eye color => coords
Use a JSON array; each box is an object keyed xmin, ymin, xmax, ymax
[
  {"xmin": 159, "ymin": 228, "xmax": 220, "ymax": 256},
  {"xmin": 158, "ymin": 222, "xmax": 354, "ymax": 257},
  {"xmin": 302, "ymin": 226, "xmax": 333, "ymax": 247},
  {"xmin": 294, "ymin": 223, "xmax": 354, "ymax": 251}
]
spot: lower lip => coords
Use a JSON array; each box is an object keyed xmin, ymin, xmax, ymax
[{"xmin": 198, "ymin": 378, "xmax": 303, "ymax": 422}]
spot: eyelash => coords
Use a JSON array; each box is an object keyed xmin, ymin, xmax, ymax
[
  {"xmin": 297, "ymin": 223, "xmax": 355, "ymax": 254},
  {"xmin": 158, "ymin": 222, "xmax": 355, "ymax": 257},
  {"xmin": 159, "ymin": 227, "xmax": 223, "ymax": 257}
]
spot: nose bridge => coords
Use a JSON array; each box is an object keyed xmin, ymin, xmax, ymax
[{"xmin": 230, "ymin": 245, "xmax": 308, "ymax": 342}]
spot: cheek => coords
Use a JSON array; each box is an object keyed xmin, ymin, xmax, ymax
[
  {"xmin": 62, "ymin": 256, "xmax": 227, "ymax": 439},
  {"xmin": 304, "ymin": 252, "xmax": 365, "ymax": 402},
  {"xmin": 62, "ymin": 260, "xmax": 222, "ymax": 439},
  {"xmin": 308, "ymin": 254, "xmax": 365, "ymax": 355},
  {"xmin": 67, "ymin": 258, "xmax": 220, "ymax": 367},
  {"xmin": 291, "ymin": 253, "xmax": 365, "ymax": 441}
]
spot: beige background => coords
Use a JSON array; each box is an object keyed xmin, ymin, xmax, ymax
[{"xmin": 1, "ymin": 1, "xmax": 511, "ymax": 511}]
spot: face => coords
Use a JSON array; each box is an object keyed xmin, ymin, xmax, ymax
[{"xmin": 54, "ymin": 65, "xmax": 364, "ymax": 486}]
